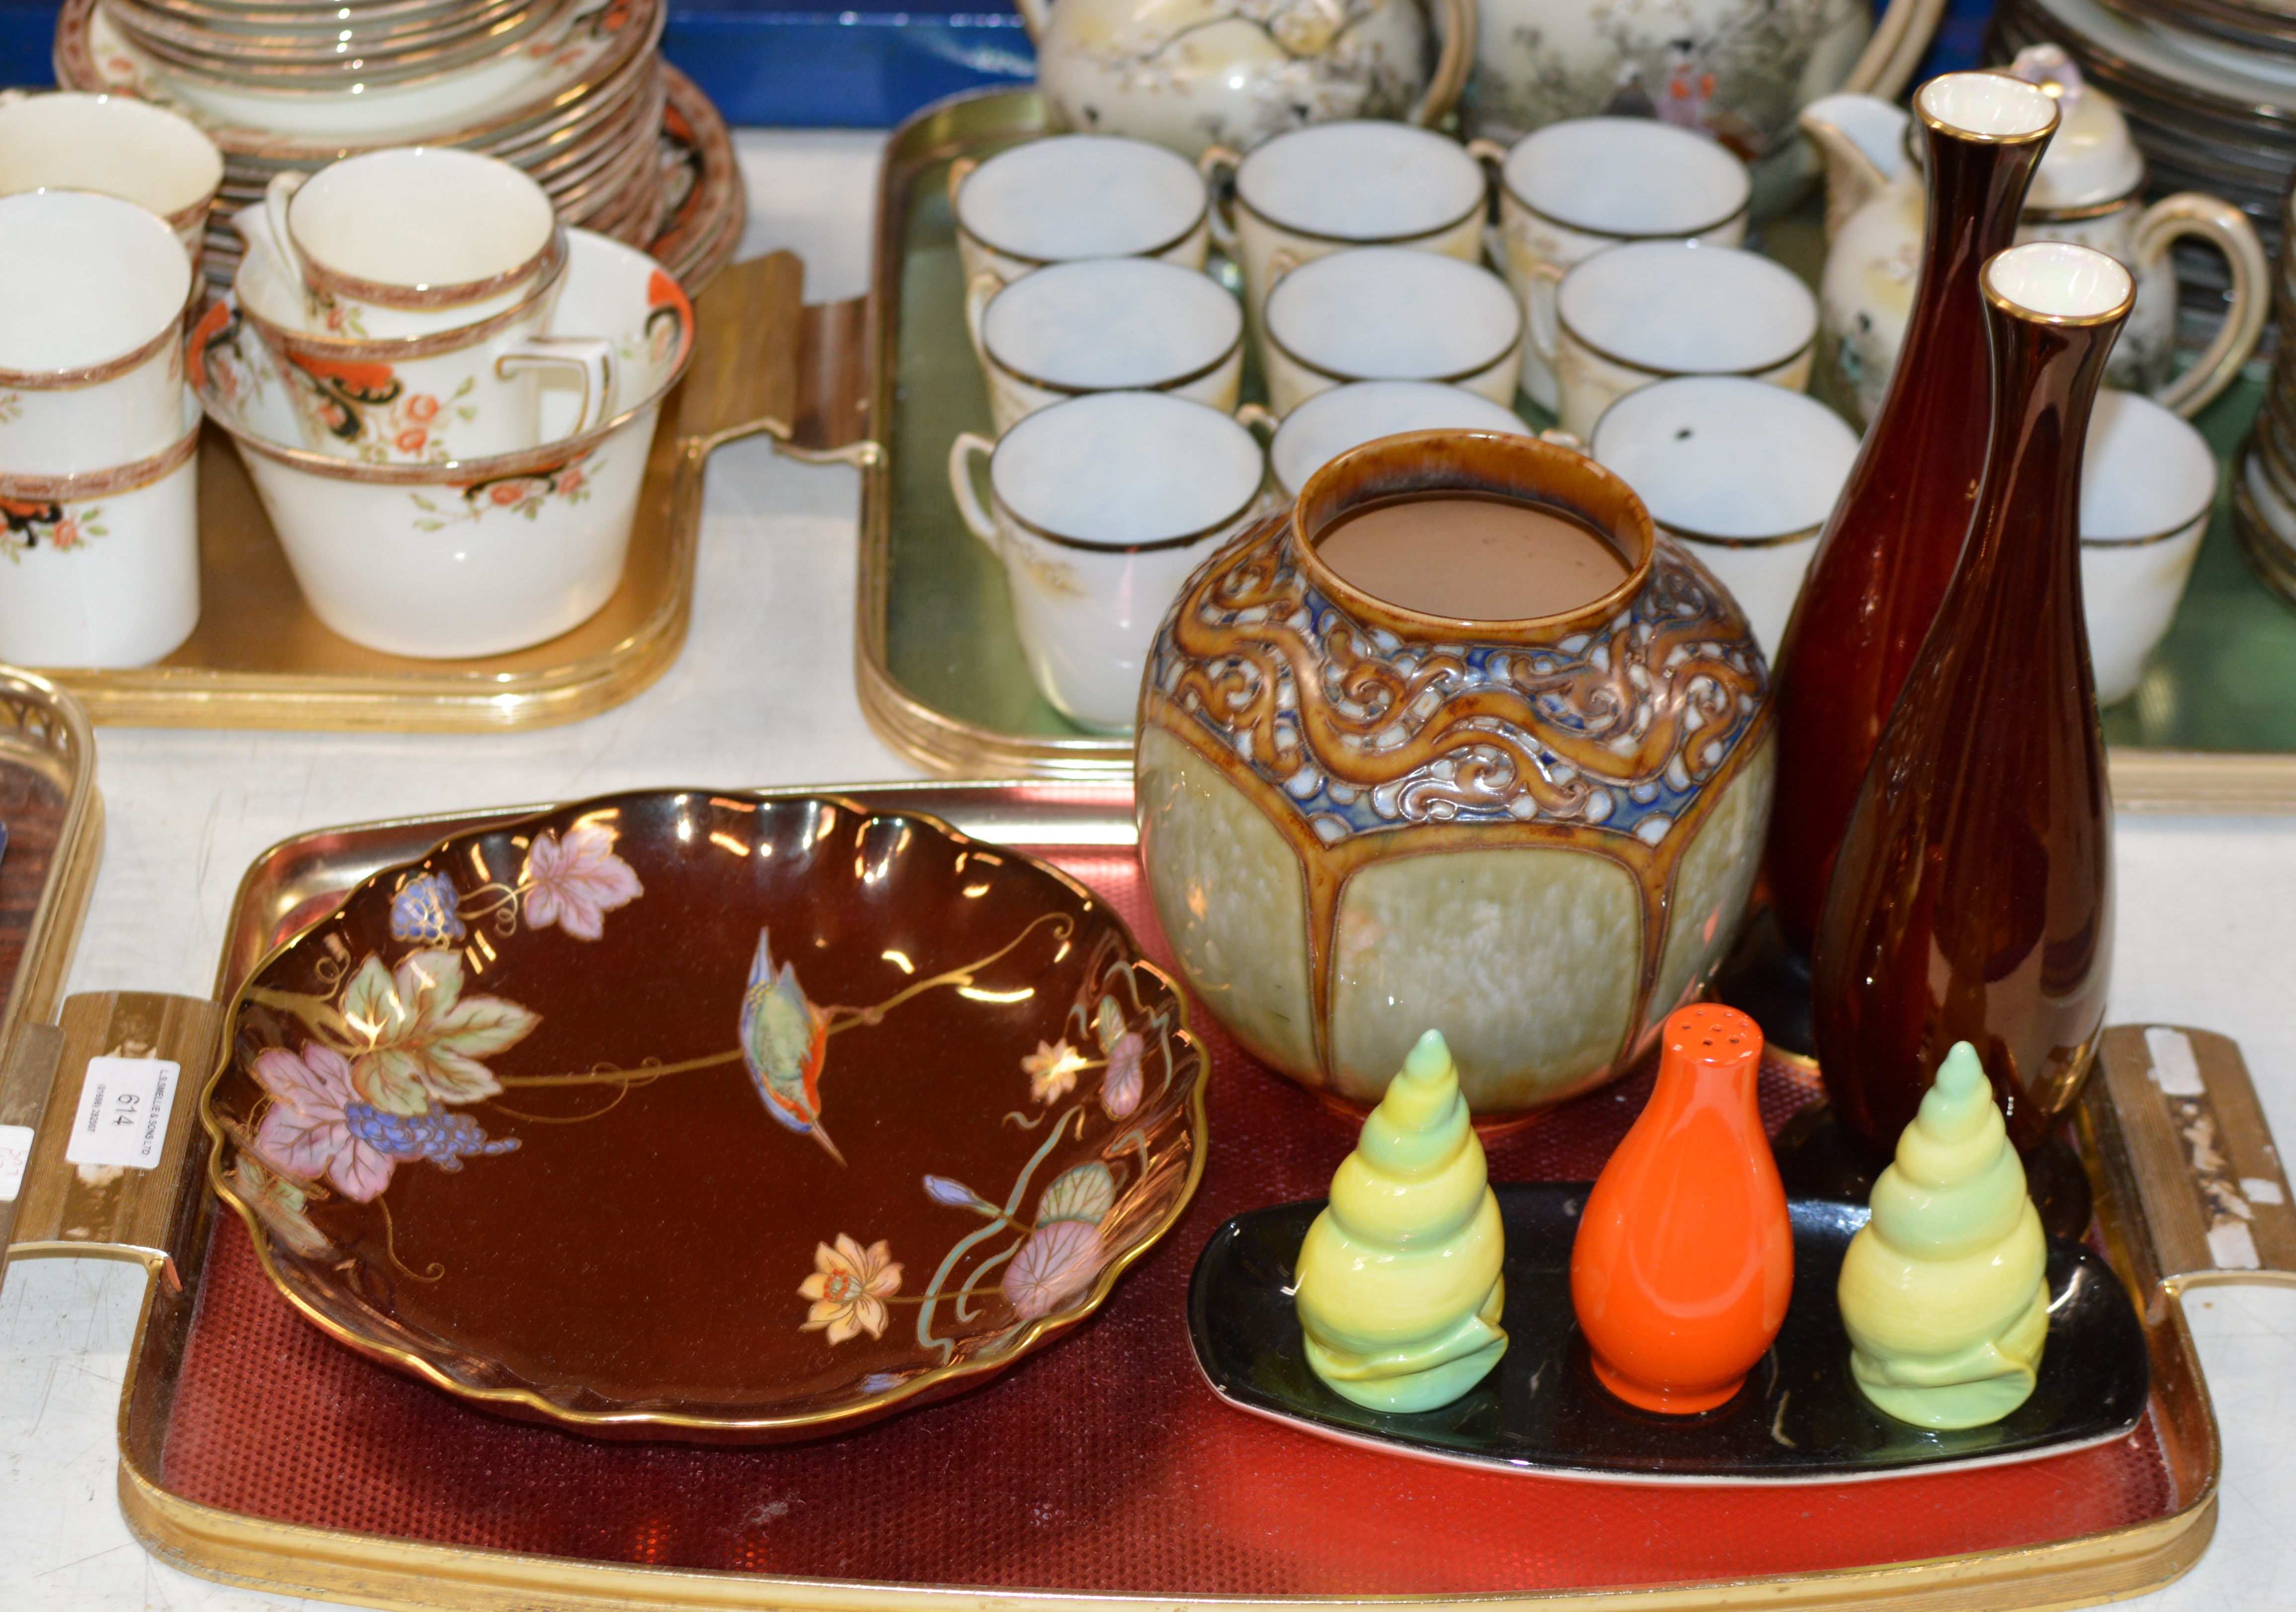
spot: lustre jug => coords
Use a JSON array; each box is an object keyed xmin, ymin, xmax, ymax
[{"xmin": 1808, "ymin": 45, "xmax": 2266, "ymax": 425}]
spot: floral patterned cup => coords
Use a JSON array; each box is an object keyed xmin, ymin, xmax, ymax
[
  {"xmin": 0, "ymin": 189, "xmax": 194, "ymax": 475},
  {"xmin": 191, "ymin": 227, "xmax": 694, "ymax": 658},
  {"xmin": 235, "ymin": 210, "xmax": 614, "ymax": 465},
  {"xmin": 0, "ymin": 385, "xmax": 201, "ymax": 667},
  {"xmin": 261, "ymin": 147, "xmax": 560, "ymax": 340},
  {"xmin": 0, "ymin": 89, "xmax": 222, "ymax": 275}
]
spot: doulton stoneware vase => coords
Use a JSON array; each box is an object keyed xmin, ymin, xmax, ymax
[{"xmin": 1136, "ymin": 430, "xmax": 1775, "ymax": 1116}]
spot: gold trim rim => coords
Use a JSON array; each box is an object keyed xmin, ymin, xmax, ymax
[
  {"xmin": 197, "ymin": 789, "xmax": 1212, "ymax": 1438},
  {"xmin": 0, "ymin": 403, "xmax": 202, "ymax": 501},
  {"xmin": 1914, "ymin": 70, "xmax": 2064, "ymax": 147},
  {"xmin": 241, "ymin": 230, "xmax": 568, "ymax": 361}
]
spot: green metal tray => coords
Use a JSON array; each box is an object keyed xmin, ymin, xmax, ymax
[{"xmin": 852, "ymin": 88, "xmax": 2296, "ymax": 810}]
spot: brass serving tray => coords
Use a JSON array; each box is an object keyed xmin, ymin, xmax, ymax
[
  {"xmin": 852, "ymin": 88, "xmax": 2296, "ymax": 810},
  {"xmin": 36, "ymin": 249, "xmax": 871, "ymax": 733},
  {"xmin": 0, "ymin": 668, "xmax": 102, "ymax": 1072},
  {"xmin": 0, "ymin": 781, "xmax": 2288, "ymax": 1611}
]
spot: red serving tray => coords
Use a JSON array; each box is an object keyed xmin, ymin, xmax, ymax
[{"xmin": 132, "ymin": 787, "xmax": 2193, "ymax": 1606}]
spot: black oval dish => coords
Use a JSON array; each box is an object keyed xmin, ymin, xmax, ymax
[{"xmin": 1186, "ymin": 1184, "xmax": 2149, "ymax": 1483}]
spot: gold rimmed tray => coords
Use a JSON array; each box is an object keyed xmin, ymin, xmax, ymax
[
  {"xmin": 35, "ymin": 243, "xmax": 851, "ymax": 732},
  {"xmin": 0, "ymin": 671, "xmax": 101, "ymax": 1051},
  {"xmin": 0, "ymin": 668, "xmax": 103, "ymax": 1266},
  {"xmin": 0, "ymin": 781, "xmax": 2287, "ymax": 1611},
  {"xmin": 851, "ymin": 88, "xmax": 2296, "ymax": 809}
]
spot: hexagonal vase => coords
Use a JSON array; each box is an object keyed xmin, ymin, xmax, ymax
[{"xmin": 1136, "ymin": 430, "xmax": 1777, "ymax": 1116}]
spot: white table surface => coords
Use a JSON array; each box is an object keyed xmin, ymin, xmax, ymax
[{"xmin": 4, "ymin": 128, "xmax": 2295, "ymax": 1612}]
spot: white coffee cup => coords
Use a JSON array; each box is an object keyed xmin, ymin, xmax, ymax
[
  {"xmin": 1264, "ymin": 380, "xmax": 1532, "ymax": 502},
  {"xmin": 1204, "ymin": 120, "xmax": 1489, "ymax": 325},
  {"xmin": 1472, "ymin": 118, "xmax": 1751, "ymax": 413},
  {"xmin": 966, "ymin": 258, "xmax": 1244, "ymax": 434},
  {"xmin": 951, "ymin": 135, "xmax": 1211, "ymax": 288},
  {"xmin": 2080, "ymin": 388, "xmax": 2217, "ymax": 706},
  {"xmin": 262, "ymin": 147, "xmax": 560, "ymax": 339},
  {"xmin": 948, "ymin": 391, "xmax": 1265, "ymax": 730},
  {"xmin": 0, "ymin": 189, "xmax": 194, "ymax": 475},
  {"xmin": 1262, "ymin": 248, "xmax": 1523, "ymax": 418},
  {"xmin": 1589, "ymin": 376, "xmax": 1858, "ymax": 659},
  {"xmin": 1544, "ymin": 240, "xmax": 1817, "ymax": 437},
  {"xmin": 234, "ymin": 203, "xmax": 615, "ymax": 464},
  {"xmin": 0, "ymin": 90, "xmax": 222, "ymax": 273},
  {"xmin": 0, "ymin": 386, "xmax": 201, "ymax": 667}
]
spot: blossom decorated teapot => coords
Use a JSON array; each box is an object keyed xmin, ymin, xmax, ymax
[
  {"xmin": 1016, "ymin": 0, "xmax": 1475, "ymax": 156},
  {"xmin": 1464, "ymin": 0, "xmax": 1936, "ymax": 213},
  {"xmin": 1809, "ymin": 46, "xmax": 2267, "ymax": 425}
]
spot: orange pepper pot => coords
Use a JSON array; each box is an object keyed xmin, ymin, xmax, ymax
[{"xmin": 1569, "ymin": 1004, "xmax": 1794, "ymax": 1413}]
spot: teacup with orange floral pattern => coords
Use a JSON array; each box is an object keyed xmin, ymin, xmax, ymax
[{"xmin": 234, "ymin": 207, "xmax": 613, "ymax": 465}]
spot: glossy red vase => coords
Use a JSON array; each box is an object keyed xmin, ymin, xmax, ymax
[
  {"xmin": 1570, "ymin": 1004, "xmax": 1793, "ymax": 1413},
  {"xmin": 1812, "ymin": 241, "xmax": 2131, "ymax": 1157},
  {"xmin": 1761, "ymin": 73, "xmax": 2060, "ymax": 950}
]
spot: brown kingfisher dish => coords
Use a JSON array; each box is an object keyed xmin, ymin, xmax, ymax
[
  {"xmin": 201, "ymin": 789, "xmax": 1207, "ymax": 1442},
  {"xmin": 1137, "ymin": 429, "xmax": 1775, "ymax": 1118}
]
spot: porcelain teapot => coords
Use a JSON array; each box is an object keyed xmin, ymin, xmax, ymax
[
  {"xmin": 1808, "ymin": 46, "xmax": 2267, "ymax": 424},
  {"xmin": 1017, "ymin": 0, "xmax": 1476, "ymax": 157},
  {"xmin": 1464, "ymin": 0, "xmax": 1940, "ymax": 214}
]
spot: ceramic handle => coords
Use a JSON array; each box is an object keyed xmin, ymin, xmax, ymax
[
  {"xmin": 948, "ymin": 431, "xmax": 1001, "ymax": 551},
  {"xmin": 0, "ymin": 993, "xmax": 225, "ymax": 1306},
  {"xmin": 2087, "ymin": 1025, "xmax": 2296, "ymax": 1306},
  {"xmin": 2135, "ymin": 194, "xmax": 2268, "ymax": 420},
  {"xmin": 945, "ymin": 155, "xmax": 978, "ymax": 215},
  {"xmin": 261, "ymin": 169, "xmax": 311, "ymax": 294},
  {"xmin": 1524, "ymin": 259, "xmax": 1565, "ymax": 367},
  {"xmin": 1235, "ymin": 402, "xmax": 1278, "ymax": 443},
  {"xmin": 1841, "ymin": 0, "xmax": 1950, "ymax": 101},
  {"xmin": 1410, "ymin": 0, "xmax": 1477, "ymax": 129},
  {"xmin": 963, "ymin": 272, "xmax": 1002, "ymax": 370},
  {"xmin": 1198, "ymin": 145, "xmax": 1242, "ymax": 260},
  {"xmin": 497, "ymin": 337, "xmax": 617, "ymax": 437}
]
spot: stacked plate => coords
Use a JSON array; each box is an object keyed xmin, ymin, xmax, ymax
[
  {"xmin": 2233, "ymin": 176, "xmax": 2296, "ymax": 607},
  {"xmin": 1993, "ymin": 0, "xmax": 2296, "ymax": 257},
  {"xmin": 53, "ymin": 0, "xmax": 742, "ymax": 290},
  {"xmin": 105, "ymin": 0, "xmax": 571, "ymax": 93}
]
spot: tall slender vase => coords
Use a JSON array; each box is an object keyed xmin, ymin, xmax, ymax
[
  {"xmin": 1812, "ymin": 241, "xmax": 2132, "ymax": 1157},
  {"xmin": 1761, "ymin": 73, "xmax": 2060, "ymax": 951}
]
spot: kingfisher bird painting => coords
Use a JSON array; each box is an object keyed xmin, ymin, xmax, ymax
[{"xmin": 741, "ymin": 928, "xmax": 843, "ymax": 1166}]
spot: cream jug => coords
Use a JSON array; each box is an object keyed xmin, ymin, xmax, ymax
[{"xmin": 1807, "ymin": 45, "xmax": 2265, "ymax": 424}]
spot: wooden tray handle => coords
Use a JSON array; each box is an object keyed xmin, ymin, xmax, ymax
[
  {"xmin": 0, "ymin": 992, "xmax": 222, "ymax": 1303},
  {"xmin": 2087, "ymin": 1024, "xmax": 2296, "ymax": 1297},
  {"xmin": 678, "ymin": 250, "xmax": 879, "ymax": 469}
]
